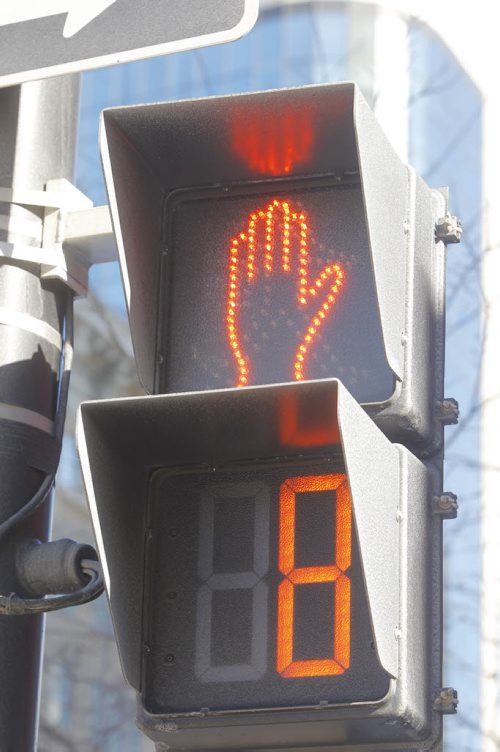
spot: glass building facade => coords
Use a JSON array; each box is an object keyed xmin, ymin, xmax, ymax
[{"xmin": 41, "ymin": 3, "xmax": 482, "ymax": 750}]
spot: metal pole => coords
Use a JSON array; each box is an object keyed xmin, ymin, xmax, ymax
[{"xmin": 0, "ymin": 75, "xmax": 79, "ymax": 751}]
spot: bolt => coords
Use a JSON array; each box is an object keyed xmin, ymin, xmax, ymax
[
  {"xmin": 168, "ymin": 528, "xmax": 179, "ymax": 538},
  {"xmin": 433, "ymin": 687, "xmax": 458, "ymax": 714},
  {"xmin": 435, "ymin": 214, "xmax": 462, "ymax": 244},
  {"xmin": 437, "ymin": 398, "xmax": 459, "ymax": 425},
  {"xmin": 164, "ymin": 653, "xmax": 175, "ymax": 664},
  {"xmin": 167, "ymin": 591, "xmax": 177, "ymax": 600},
  {"xmin": 433, "ymin": 492, "xmax": 458, "ymax": 519}
]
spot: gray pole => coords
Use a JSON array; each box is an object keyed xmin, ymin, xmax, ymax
[{"xmin": 0, "ymin": 75, "xmax": 79, "ymax": 750}]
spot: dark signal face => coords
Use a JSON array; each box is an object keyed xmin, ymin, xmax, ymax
[
  {"xmin": 160, "ymin": 179, "xmax": 394, "ymax": 402},
  {"xmin": 145, "ymin": 461, "xmax": 390, "ymax": 715}
]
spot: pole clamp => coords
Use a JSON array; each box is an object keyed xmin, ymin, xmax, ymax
[{"xmin": 0, "ymin": 179, "xmax": 93, "ymax": 296}]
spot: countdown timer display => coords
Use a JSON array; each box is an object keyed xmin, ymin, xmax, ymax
[
  {"xmin": 160, "ymin": 178, "xmax": 394, "ymax": 403},
  {"xmin": 144, "ymin": 461, "xmax": 390, "ymax": 715}
]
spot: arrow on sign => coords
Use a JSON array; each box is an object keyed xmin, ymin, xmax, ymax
[{"xmin": 0, "ymin": 0, "xmax": 117, "ymax": 38}]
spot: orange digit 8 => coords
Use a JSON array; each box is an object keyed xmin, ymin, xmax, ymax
[{"xmin": 277, "ymin": 474, "xmax": 351, "ymax": 677}]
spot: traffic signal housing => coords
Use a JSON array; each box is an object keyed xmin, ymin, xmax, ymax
[
  {"xmin": 77, "ymin": 81, "xmax": 453, "ymax": 749},
  {"xmin": 100, "ymin": 82, "xmax": 447, "ymax": 453},
  {"xmin": 78, "ymin": 378, "xmax": 442, "ymax": 750}
]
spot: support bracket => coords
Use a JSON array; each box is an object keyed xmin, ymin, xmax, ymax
[{"xmin": 0, "ymin": 179, "xmax": 116, "ymax": 296}]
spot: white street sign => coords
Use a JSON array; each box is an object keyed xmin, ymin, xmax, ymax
[
  {"xmin": 0, "ymin": 0, "xmax": 259, "ymax": 88},
  {"xmin": 0, "ymin": 1, "xmax": 117, "ymax": 40}
]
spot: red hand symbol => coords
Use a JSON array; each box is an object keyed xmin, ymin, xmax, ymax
[{"xmin": 226, "ymin": 198, "xmax": 346, "ymax": 388}]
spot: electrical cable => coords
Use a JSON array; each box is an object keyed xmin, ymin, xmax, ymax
[
  {"xmin": 0, "ymin": 287, "xmax": 105, "ymax": 614},
  {"xmin": 0, "ymin": 287, "xmax": 73, "ymax": 541},
  {"xmin": 0, "ymin": 559, "xmax": 104, "ymax": 615}
]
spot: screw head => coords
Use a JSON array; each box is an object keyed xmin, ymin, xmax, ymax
[
  {"xmin": 433, "ymin": 687, "xmax": 458, "ymax": 714},
  {"xmin": 433, "ymin": 492, "xmax": 458, "ymax": 519}
]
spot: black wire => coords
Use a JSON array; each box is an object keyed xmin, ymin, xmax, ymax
[
  {"xmin": 0, "ymin": 560, "xmax": 105, "ymax": 615},
  {"xmin": 0, "ymin": 287, "xmax": 73, "ymax": 541},
  {"xmin": 0, "ymin": 287, "xmax": 104, "ymax": 614}
]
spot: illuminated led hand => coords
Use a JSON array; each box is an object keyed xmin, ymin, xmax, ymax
[{"xmin": 226, "ymin": 198, "xmax": 346, "ymax": 387}]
